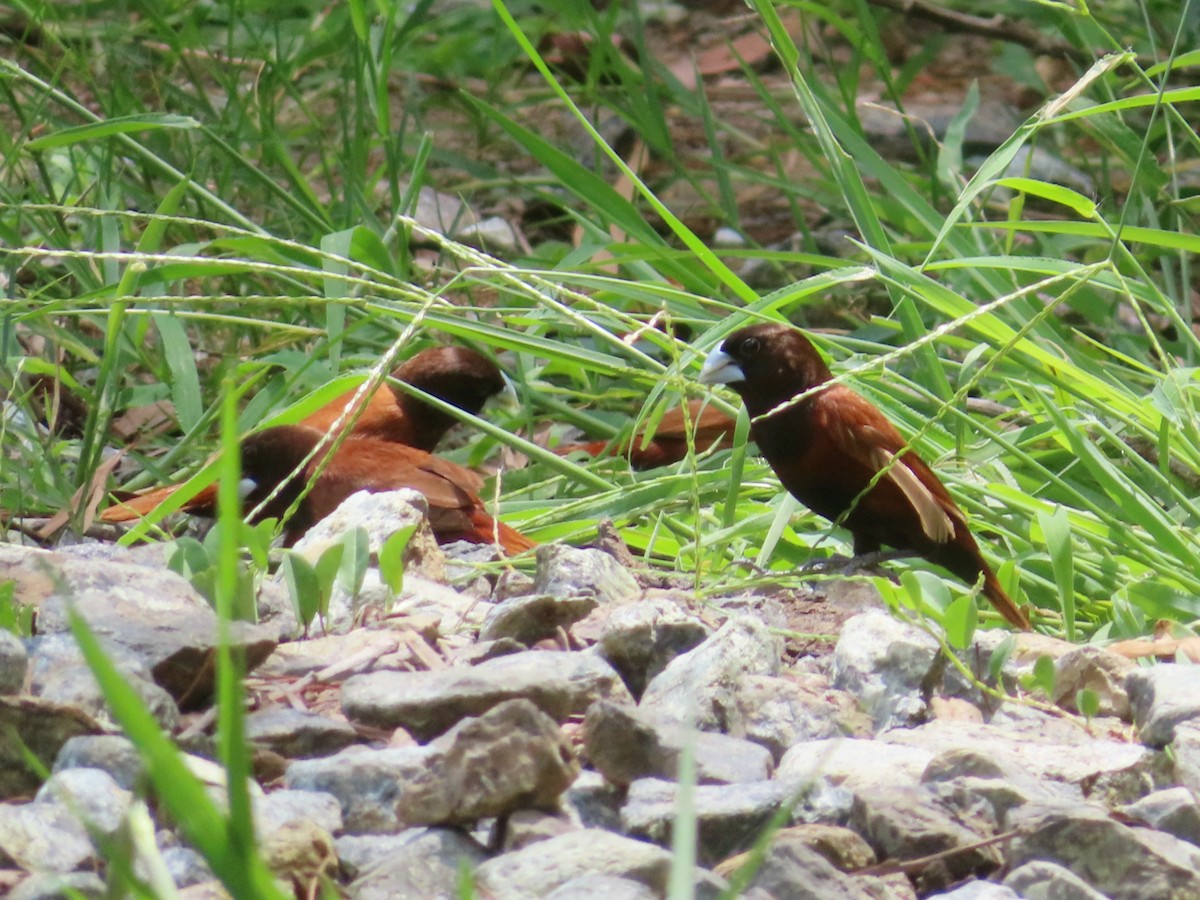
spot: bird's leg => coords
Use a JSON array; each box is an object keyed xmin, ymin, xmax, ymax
[{"xmin": 800, "ymin": 548, "xmax": 912, "ymax": 577}]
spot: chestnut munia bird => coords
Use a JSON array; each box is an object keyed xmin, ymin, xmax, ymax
[
  {"xmin": 300, "ymin": 345, "xmax": 508, "ymax": 450},
  {"xmin": 698, "ymin": 323, "xmax": 1031, "ymax": 630},
  {"xmin": 125, "ymin": 425, "xmax": 535, "ymax": 552},
  {"xmin": 101, "ymin": 345, "xmax": 508, "ymax": 524},
  {"xmin": 557, "ymin": 399, "xmax": 736, "ymax": 470}
]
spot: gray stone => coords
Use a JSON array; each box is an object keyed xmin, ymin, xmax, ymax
[
  {"xmin": 777, "ymin": 738, "xmax": 935, "ymax": 791},
  {"xmin": 252, "ymin": 577, "xmax": 298, "ymax": 637},
  {"xmin": 639, "ymin": 617, "xmax": 782, "ymax": 730},
  {"xmin": 533, "ymin": 544, "xmax": 639, "ymax": 606},
  {"xmin": 1003, "ymin": 859, "xmax": 1110, "ymax": 899},
  {"xmin": 765, "ymin": 823, "xmax": 878, "ymax": 870},
  {"xmin": 346, "ymin": 827, "xmax": 485, "ymax": 900},
  {"xmin": 595, "ymin": 594, "xmax": 711, "ymax": 698},
  {"xmin": 545, "ymin": 874, "xmax": 658, "ymax": 899},
  {"xmin": 473, "ymin": 828, "xmax": 726, "ymax": 899},
  {"xmin": 335, "ymin": 830, "xmax": 426, "ymax": 881},
  {"xmin": 1171, "ymin": 722, "xmax": 1200, "ymax": 796},
  {"xmin": 502, "ymin": 808, "xmax": 575, "ymax": 851},
  {"xmin": 177, "ymin": 881, "xmax": 233, "ymax": 899},
  {"xmin": 716, "ymin": 831, "xmax": 881, "ymax": 900},
  {"xmin": 1120, "ymin": 787, "xmax": 1200, "ymax": 847},
  {"xmin": 453, "ymin": 217, "xmax": 519, "ymax": 254},
  {"xmin": 730, "ymin": 672, "xmax": 870, "ymax": 760},
  {"xmin": 35, "ymin": 768, "xmax": 131, "ymax": 839},
  {"xmin": 620, "ymin": 777, "xmax": 795, "ymax": 866},
  {"xmin": 562, "ymin": 769, "xmax": 624, "ymax": 832},
  {"xmin": 9, "ymin": 871, "xmax": 106, "ymax": 899},
  {"xmin": 947, "ymin": 631, "xmax": 1074, "ymax": 707},
  {"xmin": 1127, "ymin": 665, "xmax": 1200, "ymax": 747},
  {"xmin": 0, "ymin": 800, "xmax": 94, "ymax": 873},
  {"xmin": 583, "ymin": 700, "xmax": 773, "ymax": 787},
  {"xmin": 921, "ymin": 747, "xmax": 1080, "ymax": 828},
  {"xmin": 446, "ymin": 637, "xmax": 526, "ymax": 666},
  {"xmin": 3, "ymin": 545, "xmax": 276, "ymax": 709},
  {"xmin": 0, "ymin": 697, "xmax": 102, "ymax": 798},
  {"xmin": 161, "ymin": 846, "xmax": 213, "ymax": 889},
  {"xmin": 859, "ymin": 96, "xmax": 1021, "ymax": 151},
  {"xmin": 1053, "ymin": 645, "xmax": 1135, "ymax": 719},
  {"xmin": 832, "ymin": 609, "xmax": 939, "ymax": 730},
  {"xmin": 0, "ymin": 630, "xmax": 26, "ymax": 694},
  {"xmin": 254, "ymin": 788, "xmax": 343, "ymax": 839},
  {"xmin": 711, "ymin": 227, "xmax": 748, "ymax": 248},
  {"xmin": 53, "ymin": 735, "xmax": 142, "ymax": 791},
  {"xmin": 289, "ymin": 489, "xmax": 449, "ymax": 631},
  {"xmin": 479, "ymin": 593, "xmax": 598, "ymax": 645},
  {"xmin": 285, "ymin": 745, "xmax": 433, "ymax": 834},
  {"xmin": 254, "ymin": 630, "xmax": 412, "ymax": 680},
  {"xmin": 259, "ymin": 818, "xmax": 337, "ymax": 889},
  {"xmin": 971, "ymin": 145, "xmax": 1096, "ymax": 195},
  {"xmin": 1009, "ymin": 802, "xmax": 1200, "ymax": 899},
  {"xmin": 290, "ymin": 488, "xmax": 439, "ymax": 570},
  {"xmin": 885, "ymin": 719, "xmax": 1165, "ymax": 808},
  {"xmin": 931, "ymin": 884, "xmax": 1019, "ymax": 899},
  {"xmin": 244, "ymin": 707, "xmax": 357, "ymax": 759},
  {"xmin": 341, "ymin": 649, "xmax": 631, "ymax": 740},
  {"xmin": 850, "ymin": 785, "xmax": 1001, "ymax": 891},
  {"xmin": 403, "ymin": 184, "xmax": 475, "ymax": 235},
  {"xmin": 396, "ymin": 699, "xmax": 579, "ymax": 826},
  {"xmin": 28, "ymin": 634, "xmax": 179, "ymax": 731}
]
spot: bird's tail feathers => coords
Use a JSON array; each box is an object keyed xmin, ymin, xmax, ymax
[
  {"xmin": 983, "ymin": 569, "xmax": 1032, "ymax": 631},
  {"xmin": 467, "ymin": 508, "xmax": 537, "ymax": 555},
  {"xmin": 100, "ymin": 482, "xmax": 218, "ymax": 523}
]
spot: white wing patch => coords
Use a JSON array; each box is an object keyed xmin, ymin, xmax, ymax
[{"xmin": 866, "ymin": 444, "xmax": 957, "ymax": 544}]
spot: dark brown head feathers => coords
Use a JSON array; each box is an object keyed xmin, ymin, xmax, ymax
[{"xmin": 300, "ymin": 345, "xmax": 507, "ymax": 451}]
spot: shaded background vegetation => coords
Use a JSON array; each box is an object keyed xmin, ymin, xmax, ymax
[{"xmin": 2, "ymin": 0, "xmax": 1199, "ymax": 640}]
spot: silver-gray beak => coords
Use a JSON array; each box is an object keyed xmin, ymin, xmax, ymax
[{"xmin": 697, "ymin": 347, "xmax": 745, "ymax": 386}]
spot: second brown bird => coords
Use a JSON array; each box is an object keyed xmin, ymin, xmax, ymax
[
  {"xmin": 698, "ymin": 322, "xmax": 1031, "ymax": 630},
  {"xmin": 147, "ymin": 424, "xmax": 535, "ymax": 552},
  {"xmin": 102, "ymin": 345, "xmax": 507, "ymax": 524},
  {"xmin": 301, "ymin": 345, "xmax": 507, "ymax": 450}
]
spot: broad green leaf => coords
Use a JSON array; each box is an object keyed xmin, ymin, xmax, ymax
[
  {"xmin": 379, "ymin": 525, "xmax": 418, "ymax": 596},
  {"xmin": 1038, "ymin": 506, "xmax": 1075, "ymax": 640},
  {"xmin": 152, "ymin": 312, "xmax": 203, "ymax": 432},
  {"xmin": 1076, "ymin": 688, "xmax": 1100, "ymax": 719},
  {"xmin": 337, "ymin": 527, "xmax": 371, "ymax": 597},
  {"xmin": 282, "ymin": 554, "xmax": 321, "ymax": 631},
  {"xmin": 1028, "ymin": 654, "xmax": 1056, "ymax": 699},
  {"xmin": 944, "ymin": 594, "xmax": 978, "ymax": 650}
]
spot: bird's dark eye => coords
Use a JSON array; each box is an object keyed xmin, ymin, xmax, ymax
[{"xmin": 742, "ymin": 337, "xmax": 760, "ymax": 356}]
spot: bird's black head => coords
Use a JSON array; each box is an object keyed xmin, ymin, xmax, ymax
[
  {"xmin": 238, "ymin": 425, "xmax": 325, "ymax": 522},
  {"xmin": 394, "ymin": 346, "xmax": 508, "ymax": 417},
  {"xmin": 698, "ymin": 323, "xmax": 833, "ymax": 412}
]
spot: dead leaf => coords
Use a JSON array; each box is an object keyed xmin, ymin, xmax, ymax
[
  {"xmin": 1108, "ymin": 635, "xmax": 1200, "ymax": 663},
  {"xmin": 111, "ymin": 400, "xmax": 177, "ymax": 441},
  {"xmin": 37, "ymin": 447, "xmax": 126, "ymax": 540}
]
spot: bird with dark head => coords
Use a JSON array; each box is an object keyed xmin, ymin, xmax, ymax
[
  {"xmin": 698, "ymin": 322, "xmax": 1031, "ymax": 630},
  {"xmin": 300, "ymin": 345, "xmax": 509, "ymax": 451},
  {"xmin": 146, "ymin": 424, "xmax": 535, "ymax": 552},
  {"xmin": 101, "ymin": 344, "xmax": 509, "ymax": 525}
]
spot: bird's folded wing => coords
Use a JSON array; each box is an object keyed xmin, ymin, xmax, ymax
[{"xmin": 823, "ymin": 393, "xmax": 960, "ymax": 545}]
